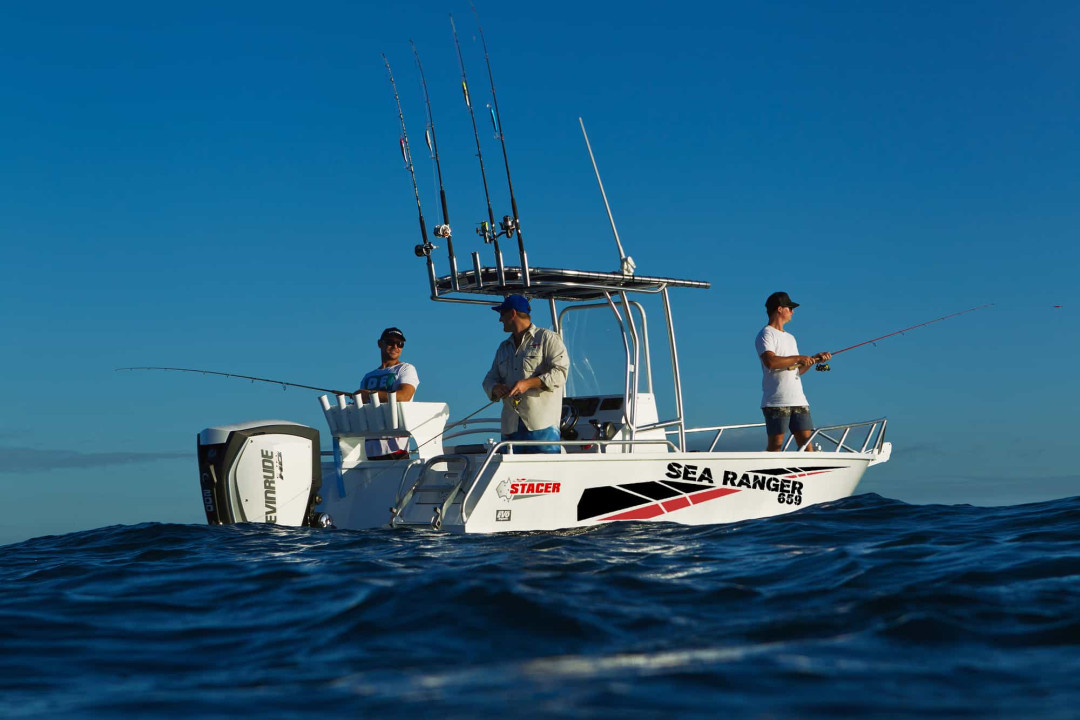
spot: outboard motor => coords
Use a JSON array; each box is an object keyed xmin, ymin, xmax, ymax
[{"xmin": 197, "ymin": 420, "xmax": 330, "ymax": 528}]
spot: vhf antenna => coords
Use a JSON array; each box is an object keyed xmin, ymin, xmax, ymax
[
  {"xmin": 579, "ymin": 117, "xmax": 635, "ymax": 276},
  {"xmin": 472, "ymin": 3, "xmax": 530, "ymax": 287},
  {"xmin": 382, "ymin": 54, "xmax": 437, "ymax": 265},
  {"xmin": 411, "ymin": 40, "xmax": 459, "ymax": 290},
  {"xmin": 450, "ymin": 13, "xmax": 506, "ymax": 287}
]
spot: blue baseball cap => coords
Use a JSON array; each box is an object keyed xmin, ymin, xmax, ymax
[{"xmin": 492, "ymin": 294, "xmax": 531, "ymax": 314}]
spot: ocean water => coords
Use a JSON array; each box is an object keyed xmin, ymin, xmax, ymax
[{"xmin": 1, "ymin": 493, "xmax": 1077, "ymax": 719}]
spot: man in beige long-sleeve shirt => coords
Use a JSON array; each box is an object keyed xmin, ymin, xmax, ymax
[{"xmin": 482, "ymin": 294, "xmax": 569, "ymax": 454}]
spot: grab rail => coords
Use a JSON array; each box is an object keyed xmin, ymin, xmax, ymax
[
  {"xmin": 391, "ymin": 454, "xmax": 472, "ymax": 525},
  {"xmin": 677, "ymin": 418, "xmax": 888, "ymax": 454},
  {"xmin": 793, "ymin": 419, "xmax": 888, "ymax": 454}
]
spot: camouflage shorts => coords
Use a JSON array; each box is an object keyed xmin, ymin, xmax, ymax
[{"xmin": 762, "ymin": 406, "xmax": 813, "ymax": 435}]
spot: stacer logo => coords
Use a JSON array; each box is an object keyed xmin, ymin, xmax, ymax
[{"xmin": 497, "ymin": 478, "xmax": 562, "ymax": 501}]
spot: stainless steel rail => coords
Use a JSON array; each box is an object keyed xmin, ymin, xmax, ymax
[{"xmin": 677, "ymin": 418, "xmax": 888, "ymax": 454}]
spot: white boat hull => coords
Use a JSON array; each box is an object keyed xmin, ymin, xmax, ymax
[{"xmin": 321, "ymin": 447, "xmax": 884, "ymax": 534}]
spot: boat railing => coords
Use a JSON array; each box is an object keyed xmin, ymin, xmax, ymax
[
  {"xmin": 800, "ymin": 418, "xmax": 888, "ymax": 455},
  {"xmin": 678, "ymin": 418, "xmax": 888, "ymax": 455},
  {"xmin": 440, "ymin": 416, "xmax": 502, "ymax": 451}
]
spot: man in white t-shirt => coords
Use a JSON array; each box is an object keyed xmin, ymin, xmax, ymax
[
  {"xmin": 355, "ymin": 327, "xmax": 419, "ymax": 460},
  {"xmin": 754, "ymin": 292, "xmax": 832, "ymax": 452}
]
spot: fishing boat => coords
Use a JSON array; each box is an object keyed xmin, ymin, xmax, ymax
[
  {"xmin": 195, "ymin": 252, "xmax": 890, "ymax": 533},
  {"xmin": 192, "ymin": 24, "xmax": 891, "ymax": 533}
]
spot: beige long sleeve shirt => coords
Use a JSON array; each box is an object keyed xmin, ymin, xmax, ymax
[{"xmin": 482, "ymin": 324, "xmax": 569, "ymax": 434}]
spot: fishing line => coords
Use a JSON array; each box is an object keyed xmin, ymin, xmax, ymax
[
  {"xmin": 814, "ymin": 303, "xmax": 993, "ymax": 371},
  {"xmin": 116, "ymin": 367, "xmax": 351, "ymax": 395}
]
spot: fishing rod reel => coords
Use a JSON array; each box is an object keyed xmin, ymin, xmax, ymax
[
  {"xmin": 476, "ymin": 215, "xmax": 519, "ymax": 243},
  {"xmin": 414, "ymin": 240, "xmax": 438, "ymax": 257},
  {"xmin": 433, "ymin": 223, "xmax": 452, "ymax": 241},
  {"xmin": 499, "ymin": 215, "xmax": 518, "ymax": 238},
  {"xmin": 815, "ymin": 363, "xmax": 831, "ymax": 372}
]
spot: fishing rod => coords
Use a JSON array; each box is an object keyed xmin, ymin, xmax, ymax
[
  {"xmin": 116, "ymin": 367, "xmax": 351, "ymax": 395},
  {"xmin": 450, "ymin": 12, "xmax": 506, "ymax": 286},
  {"xmin": 411, "ymin": 40, "xmax": 459, "ymax": 289},
  {"xmin": 471, "ymin": 2, "xmax": 530, "ymax": 287},
  {"xmin": 815, "ymin": 303, "xmax": 993, "ymax": 371},
  {"xmin": 383, "ymin": 53, "xmax": 436, "ymax": 261}
]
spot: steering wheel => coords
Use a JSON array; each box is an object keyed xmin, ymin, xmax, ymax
[{"xmin": 560, "ymin": 403, "xmax": 579, "ymax": 440}]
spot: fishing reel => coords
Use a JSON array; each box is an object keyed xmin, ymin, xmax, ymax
[
  {"xmin": 815, "ymin": 363, "xmax": 831, "ymax": 372},
  {"xmin": 477, "ymin": 221, "xmax": 494, "ymax": 243},
  {"xmin": 414, "ymin": 241, "xmax": 438, "ymax": 257},
  {"xmin": 476, "ymin": 216, "xmax": 519, "ymax": 244},
  {"xmin": 499, "ymin": 215, "xmax": 518, "ymax": 239},
  {"xmin": 433, "ymin": 224, "xmax": 452, "ymax": 240}
]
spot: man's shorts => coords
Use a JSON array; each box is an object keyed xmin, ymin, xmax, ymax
[
  {"xmin": 503, "ymin": 420, "xmax": 562, "ymax": 454},
  {"xmin": 762, "ymin": 406, "xmax": 813, "ymax": 436}
]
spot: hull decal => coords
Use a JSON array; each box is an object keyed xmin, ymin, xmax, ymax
[
  {"xmin": 582, "ymin": 483, "xmax": 741, "ymax": 523},
  {"xmin": 688, "ymin": 487, "xmax": 740, "ymax": 505},
  {"xmin": 754, "ymin": 466, "xmax": 844, "ymax": 477},
  {"xmin": 598, "ymin": 503, "xmax": 668, "ymax": 522},
  {"xmin": 576, "ymin": 485, "xmax": 653, "ymax": 521},
  {"xmin": 577, "ymin": 465, "xmax": 848, "ymax": 523}
]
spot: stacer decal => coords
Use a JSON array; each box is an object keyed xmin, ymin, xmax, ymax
[{"xmin": 497, "ymin": 478, "xmax": 561, "ymax": 501}]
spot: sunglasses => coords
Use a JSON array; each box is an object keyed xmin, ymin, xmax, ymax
[{"xmin": 383, "ymin": 340, "xmax": 405, "ymax": 348}]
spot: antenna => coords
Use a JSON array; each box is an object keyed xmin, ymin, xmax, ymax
[
  {"xmin": 411, "ymin": 40, "xmax": 459, "ymax": 290},
  {"xmin": 472, "ymin": 3, "xmax": 530, "ymax": 287},
  {"xmin": 579, "ymin": 117, "xmax": 635, "ymax": 275},
  {"xmin": 383, "ymin": 54, "xmax": 437, "ymax": 263},
  {"xmin": 450, "ymin": 13, "xmax": 505, "ymax": 287}
]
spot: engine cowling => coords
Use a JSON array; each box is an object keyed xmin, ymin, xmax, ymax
[{"xmin": 197, "ymin": 420, "xmax": 327, "ymax": 527}]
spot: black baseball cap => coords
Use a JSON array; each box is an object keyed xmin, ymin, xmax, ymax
[
  {"xmin": 380, "ymin": 327, "xmax": 406, "ymax": 343},
  {"xmin": 765, "ymin": 292, "xmax": 800, "ymax": 312}
]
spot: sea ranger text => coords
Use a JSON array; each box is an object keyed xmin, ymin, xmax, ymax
[
  {"xmin": 721, "ymin": 470, "xmax": 804, "ymax": 500},
  {"xmin": 665, "ymin": 463, "xmax": 804, "ymax": 500}
]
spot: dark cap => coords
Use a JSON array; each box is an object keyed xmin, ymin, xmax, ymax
[
  {"xmin": 765, "ymin": 291, "xmax": 800, "ymax": 313},
  {"xmin": 379, "ymin": 327, "xmax": 406, "ymax": 343},
  {"xmin": 492, "ymin": 294, "xmax": 531, "ymax": 314}
]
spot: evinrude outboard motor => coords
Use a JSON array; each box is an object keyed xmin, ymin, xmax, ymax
[{"xmin": 197, "ymin": 420, "xmax": 331, "ymax": 528}]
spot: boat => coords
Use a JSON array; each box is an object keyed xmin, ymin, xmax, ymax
[
  {"xmin": 193, "ymin": 38, "xmax": 891, "ymax": 534},
  {"xmin": 196, "ymin": 228, "xmax": 891, "ymax": 534}
]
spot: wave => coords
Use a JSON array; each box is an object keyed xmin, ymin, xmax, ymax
[{"xmin": 1, "ymin": 493, "xmax": 1077, "ymax": 719}]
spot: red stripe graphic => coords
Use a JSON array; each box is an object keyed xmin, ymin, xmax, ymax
[
  {"xmin": 599, "ymin": 487, "xmax": 740, "ymax": 522},
  {"xmin": 599, "ymin": 503, "xmax": 667, "ymax": 522},
  {"xmin": 661, "ymin": 496, "xmax": 691, "ymax": 513},
  {"xmin": 689, "ymin": 487, "xmax": 740, "ymax": 504}
]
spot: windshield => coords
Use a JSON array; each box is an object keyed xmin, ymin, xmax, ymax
[{"xmin": 561, "ymin": 303, "xmax": 648, "ymax": 398}]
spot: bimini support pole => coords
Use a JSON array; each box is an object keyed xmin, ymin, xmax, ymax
[{"xmin": 661, "ymin": 286, "xmax": 686, "ymax": 452}]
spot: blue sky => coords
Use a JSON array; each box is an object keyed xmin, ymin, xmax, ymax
[{"xmin": 1, "ymin": 1, "xmax": 1077, "ymax": 545}]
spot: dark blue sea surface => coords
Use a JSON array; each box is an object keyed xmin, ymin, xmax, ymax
[{"xmin": 1, "ymin": 494, "xmax": 1077, "ymax": 719}]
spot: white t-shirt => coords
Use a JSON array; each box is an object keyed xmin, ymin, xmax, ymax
[
  {"xmin": 359, "ymin": 362, "xmax": 419, "ymax": 456},
  {"xmin": 754, "ymin": 326, "xmax": 809, "ymax": 408}
]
